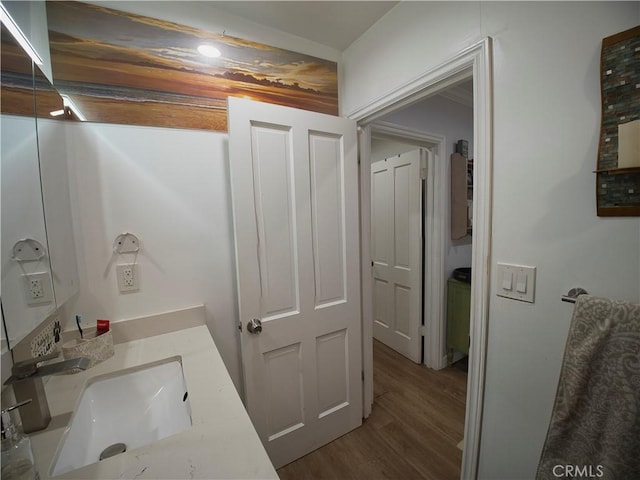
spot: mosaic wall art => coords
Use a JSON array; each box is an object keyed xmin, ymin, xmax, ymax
[{"xmin": 596, "ymin": 25, "xmax": 640, "ymax": 216}]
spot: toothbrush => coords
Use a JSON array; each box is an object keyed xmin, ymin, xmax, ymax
[
  {"xmin": 75, "ymin": 315, "xmax": 83, "ymax": 339},
  {"xmin": 53, "ymin": 321, "xmax": 61, "ymax": 342}
]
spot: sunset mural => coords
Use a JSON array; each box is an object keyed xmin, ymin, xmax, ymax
[
  {"xmin": 46, "ymin": 1, "xmax": 339, "ymax": 131},
  {"xmin": 1, "ymin": 24, "xmax": 37, "ymax": 117}
]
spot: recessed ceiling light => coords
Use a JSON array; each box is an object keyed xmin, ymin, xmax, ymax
[{"xmin": 197, "ymin": 44, "xmax": 221, "ymax": 58}]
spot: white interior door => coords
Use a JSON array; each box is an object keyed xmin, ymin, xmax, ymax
[
  {"xmin": 371, "ymin": 149, "xmax": 423, "ymax": 363},
  {"xmin": 228, "ymin": 97, "xmax": 362, "ymax": 469}
]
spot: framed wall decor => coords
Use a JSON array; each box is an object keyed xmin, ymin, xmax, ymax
[{"xmin": 595, "ymin": 25, "xmax": 640, "ymax": 216}]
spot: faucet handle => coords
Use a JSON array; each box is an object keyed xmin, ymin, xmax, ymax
[
  {"xmin": 12, "ymin": 351, "xmax": 60, "ymax": 378},
  {"xmin": 1, "ymin": 399, "xmax": 32, "ymax": 439},
  {"xmin": 0, "ymin": 399, "xmax": 32, "ymax": 415}
]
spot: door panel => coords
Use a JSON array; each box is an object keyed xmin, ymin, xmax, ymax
[
  {"xmin": 316, "ymin": 329, "xmax": 348, "ymax": 416},
  {"xmin": 264, "ymin": 343, "xmax": 304, "ymax": 440},
  {"xmin": 250, "ymin": 123, "xmax": 299, "ymax": 320},
  {"xmin": 394, "ymin": 163, "xmax": 412, "ymax": 268},
  {"xmin": 374, "ymin": 278, "xmax": 390, "ymax": 328},
  {"xmin": 372, "ymin": 169, "xmax": 391, "ymax": 264},
  {"xmin": 371, "ymin": 149, "xmax": 423, "ymax": 363},
  {"xmin": 394, "ymin": 284, "xmax": 411, "ymax": 337},
  {"xmin": 309, "ymin": 132, "xmax": 346, "ymax": 307},
  {"xmin": 228, "ymin": 97, "xmax": 362, "ymax": 469}
]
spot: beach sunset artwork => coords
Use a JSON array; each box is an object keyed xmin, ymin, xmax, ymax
[
  {"xmin": 1, "ymin": 24, "xmax": 36, "ymax": 117},
  {"xmin": 46, "ymin": 1, "xmax": 339, "ymax": 131}
]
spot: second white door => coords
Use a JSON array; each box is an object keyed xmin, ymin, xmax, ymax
[{"xmin": 371, "ymin": 149, "xmax": 423, "ymax": 363}]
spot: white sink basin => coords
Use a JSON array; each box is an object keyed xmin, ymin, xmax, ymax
[{"xmin": 50, "ymin": 356, "xmax": 192, "ymax": 476}]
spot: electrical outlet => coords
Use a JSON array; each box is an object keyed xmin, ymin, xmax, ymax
[
  {"xmin": 30, "ymin": 278, "xmax": 44, "ymax": 298},
  {"xmin": 23, "ymin": 272, "xmax": 54, "ymax": 305},
  {"xmin": 116, "ymin": 264, "xmax": 139, "ymax": 292}
]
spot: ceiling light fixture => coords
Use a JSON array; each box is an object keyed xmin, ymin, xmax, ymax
[
  {"xmin": 61, "ymin": 94, "xmax": 87, "ymax": 121},
  {"xmin": 197, "ymin": 44, "xmax": 221, "ymax": 58}
]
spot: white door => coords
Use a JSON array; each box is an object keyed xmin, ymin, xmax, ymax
[
  {"xmin": 228, "ymin": 97, "xmax": 362, "ymax": 469},
  {"xmin": 371, "ymin": 149, "xmax": 423, "ymax": 363}
]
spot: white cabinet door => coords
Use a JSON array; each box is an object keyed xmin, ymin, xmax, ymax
[
  {"xmin": 228, "ymin": 97, "xmax": 362, "ymax": 468},
  {"xmin": 371, "ymin": 149, "xmax": 423, "ymax": 363}
]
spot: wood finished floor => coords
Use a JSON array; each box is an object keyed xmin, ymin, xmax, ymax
[{"xmin": 277, "ymin": 340, "xmax": 467, "ymax": 480}]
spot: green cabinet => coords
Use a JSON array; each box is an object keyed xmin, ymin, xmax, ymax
[{"xmin": 447, "ymin": 278, "xmax": 471, "ymax": 360}]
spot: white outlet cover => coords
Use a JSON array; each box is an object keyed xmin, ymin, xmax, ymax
[
  {"xmin": 116, "ymin": 264, "xmax": 139, "ymax": 292},
  {"xmin": 23, "ymin": 272, "xmax": 54, "ymax": 305}
]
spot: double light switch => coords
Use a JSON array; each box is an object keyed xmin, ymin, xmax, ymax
[{"xmin": 496, "ymin": 263, "xmax": 536, "ymax": 303}]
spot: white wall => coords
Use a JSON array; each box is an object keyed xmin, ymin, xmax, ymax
[
  {"xmin": 1, "ymin": 115, "xmax": 56, "ymax": 345},
  {"xmin": 59, "ymin": 122, "xmax": 242, "ymax": 391},
  {"xmin": 382, "ymin": 95, "xmax": 474, "ymax": 277},
  {"xmin": 370, "ymin": 138, "xmax": 416, "ymax": 163},
  {"xmin": 38, "ymin": 118, "xmax": 80, "ymax": 310},
  {"xmin": 51, "ymin": 0, "xmax": 341, "ymax": 395},
  {"xmin": 342, "ymin": 2, "xmax": 640, "ymax": 479}
]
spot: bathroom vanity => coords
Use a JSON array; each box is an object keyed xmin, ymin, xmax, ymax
[{"xmin": 26, "ymin": 324, "xmax": 278, "ymax": 479}]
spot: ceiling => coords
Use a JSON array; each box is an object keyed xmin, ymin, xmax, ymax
[{"xmin": 211, "ymin": 1, "xmax": 399, "ymax": 51}]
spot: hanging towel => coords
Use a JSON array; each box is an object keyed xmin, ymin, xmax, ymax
[{"xmin": 537, "ymin": 295, "xmax": 640, "ymax": 480}]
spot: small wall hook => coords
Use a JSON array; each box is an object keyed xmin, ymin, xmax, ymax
[
  {"xmin": 11, "ymin": 238, "xmax": 46, "ymax": 261},
  {"xmin": 561, "ymin": 287, "xmax": 589, "ymax": 303},
  {"xmin": 113, "ymin": 233, "xmax": 140, "ymax": 254}
]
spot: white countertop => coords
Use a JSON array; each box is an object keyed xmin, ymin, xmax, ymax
[{"xmin": 28, "ymin": 325, "xmax": 279, "ymax": 479}]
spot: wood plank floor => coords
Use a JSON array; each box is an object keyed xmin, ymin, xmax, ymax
[{"xmin": 277, "ymin": 340, "xmax": 468, "ymax": 480}]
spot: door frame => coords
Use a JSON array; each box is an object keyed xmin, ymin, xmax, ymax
[
  {"xmin": 369, "ymin": 122, "xmax": 447, "ymax": 370},
  {"xmin": 352, "ymin": 38, "xmax": 493, "ymax": 480}
]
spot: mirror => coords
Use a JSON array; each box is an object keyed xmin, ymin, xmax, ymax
[
  {"xmin": 33, "ymin": 60, "xmax": 80, "ymax": 311},
  {"xmin": 1, "ymin": 22, "xmax": 56, "ymax": 348},
  {"xmin": 1, "ymin": 22, "xmax": 79, "ymax": 351}
]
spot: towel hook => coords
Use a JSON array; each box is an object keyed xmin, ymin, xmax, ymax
[{"xmin": 561, "ymin": 287, "xmax": 588, "ymax": 303}]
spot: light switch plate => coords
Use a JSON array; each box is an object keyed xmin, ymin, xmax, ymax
[{"xmin": 496, "ymin": 263, "xmax": 536, "ymax": 303}]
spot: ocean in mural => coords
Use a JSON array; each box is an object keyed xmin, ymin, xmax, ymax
[
  {"xmin": 1, "ymin": 24, "xmax": 37, "ymax": 117},
  {"xmin": 46, "ymin": 2, "xmax": 339, "ymax": 131}
]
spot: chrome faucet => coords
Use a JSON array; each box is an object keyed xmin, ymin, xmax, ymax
[{"xmin": 3, "ymin": 351, "xmax": 90, "ymax": 433}]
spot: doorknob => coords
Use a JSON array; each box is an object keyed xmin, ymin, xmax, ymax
[{"xmin": 247, "ymin": 318, "xmax": 262, "ymax": 334}]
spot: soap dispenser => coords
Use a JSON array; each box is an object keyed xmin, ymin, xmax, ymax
[{"xmin": 1, "ymin": 399, "xmax": 40, "ymax": 480}]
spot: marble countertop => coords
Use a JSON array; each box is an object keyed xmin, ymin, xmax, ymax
[{"xmin": 28, "ymin": 325, "xmax": 279, "ymax": 479}]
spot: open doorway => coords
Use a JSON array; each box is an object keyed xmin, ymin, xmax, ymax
[
  {"xmin": 369, "ymin": 80, "xmax": 474, "ymax": 477},
  {"xmin": 357, "ymin": 39, "xmax": 492, "ymax": 480}
]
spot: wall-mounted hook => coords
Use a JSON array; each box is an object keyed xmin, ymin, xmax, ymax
[
  {"xmin": 11, "ymin": 239, "xmax": 46, "ymax": 261},
  {"xmin": 113, "ymin": 233, "xmax": 140, "ymax": 254}
]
